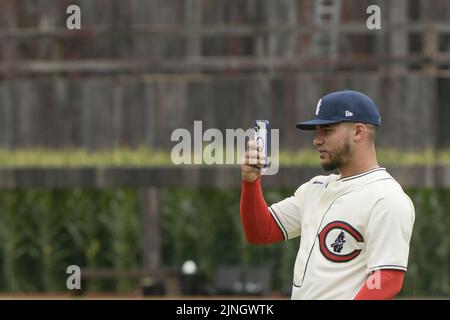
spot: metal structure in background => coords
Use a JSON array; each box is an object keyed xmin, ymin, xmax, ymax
[{"xmin": 311, "ymin": 0, "xmax": 341, "ymax": 59}]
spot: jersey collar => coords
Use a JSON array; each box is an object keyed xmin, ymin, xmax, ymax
[{"xmin": 337, "ymin": 167, "xmax": 386, "ymax": 182}]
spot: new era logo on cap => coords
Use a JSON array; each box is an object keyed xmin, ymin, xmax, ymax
[{"xmin": 296, "ymin": 90, "xmax": 381, "ymax": 130}]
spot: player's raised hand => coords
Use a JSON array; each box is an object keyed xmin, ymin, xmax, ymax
[{"xmin": 241, "ymin": 140, "xmax": 266, "ymax": 182}]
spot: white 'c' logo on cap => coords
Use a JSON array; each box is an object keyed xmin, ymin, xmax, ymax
[{"xmin": 315, "ymin": 99, "xmax": 322, "ymax": 116}]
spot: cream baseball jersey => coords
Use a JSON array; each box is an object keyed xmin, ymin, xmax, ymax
[{"xmin": 268, "ymin": 167, "xmax": 415, "ymax": 300}]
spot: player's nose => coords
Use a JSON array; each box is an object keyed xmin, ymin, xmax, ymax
[{"xmin": 313, "ymin": 134, "xmax": 323, "ymax": 147}]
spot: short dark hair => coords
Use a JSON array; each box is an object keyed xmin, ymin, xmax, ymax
[{"xmin": 366, "ymin": 124, "xmax": 377, "ymax": 143}]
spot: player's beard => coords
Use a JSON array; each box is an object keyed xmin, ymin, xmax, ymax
[{"xmin": 321, "ymin": 139, "xmax": 352, "ymax": 172}]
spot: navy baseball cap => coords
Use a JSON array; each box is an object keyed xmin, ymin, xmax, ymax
[{"xmin": 296, "ymin": 90, "xmax": 381, "ymax": 130}]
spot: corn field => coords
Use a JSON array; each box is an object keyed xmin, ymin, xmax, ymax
[
  {"xmin": 0, "ymin": 189, "xmax": 140, "ymax": 292},
  {"xmin": 0, "ymin": 187, "xmax": 448, "ymax": 297}
]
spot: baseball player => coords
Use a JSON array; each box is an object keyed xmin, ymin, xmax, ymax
[{"xmin": 240, "ymin": 90, "xmax": 415, "ymax": 299}]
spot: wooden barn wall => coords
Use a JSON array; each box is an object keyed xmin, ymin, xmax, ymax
[{"xmin": 0, "ymin": 0, "xmax": 448, "ymax": 151}]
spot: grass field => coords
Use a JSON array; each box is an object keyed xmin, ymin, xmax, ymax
[
  {"xmin": 0, "ymin": 293, "xmax": 445, "ymax": 300},
  {"xmin": 0, "ymin": 293, "xmax": 290, "ymax": 300}
]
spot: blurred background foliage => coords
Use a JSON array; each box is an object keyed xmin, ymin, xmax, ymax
[
  {"xmin": 0, "ymin": 186, "xmax": 447, "ymax": 297},
  {"xmin": 0, "ymin": 189, "xmax": 140, "ymax": 292},
  {"xmin": 1, "ymin": 148, "xmax": 450, "ymax": 167}
]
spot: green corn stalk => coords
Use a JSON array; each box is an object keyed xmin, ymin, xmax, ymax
[
  {"xmin": 106, "ymin": 189, "xmax": 139, "ymax": 293},
  {"xmin": 0, "ymin": 186, "xmax": 448, "ymax": 298}
]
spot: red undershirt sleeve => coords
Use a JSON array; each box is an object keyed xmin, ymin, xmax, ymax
[
  {"xmin": 240, "ymin": 177, "xmax": 284, "ymax": 244},
  {"xmin": 354, "ymin": 269, "xmax": 405, "ymax": 300}
]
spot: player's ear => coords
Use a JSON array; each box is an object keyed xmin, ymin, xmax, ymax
[{"xmin": 352, "ymin": 123, "xmax": 367, "ymax": 142}]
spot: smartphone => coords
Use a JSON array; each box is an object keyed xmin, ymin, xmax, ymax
[{"xmin": 254, "ymin": 120, "xmax": 270, "ymax": 168}]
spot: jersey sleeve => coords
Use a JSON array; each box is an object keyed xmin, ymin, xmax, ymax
[
  {"xmin": 365, "ymin": 192, "xmax": 415, "ymax": 273},
  {"xmin": 268, "ymin": 183, "xmax": 307, "ymax": 240}
]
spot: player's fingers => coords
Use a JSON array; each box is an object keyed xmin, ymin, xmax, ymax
[
  {"xmin": 245, "ymin": 151, "xmax": 266, "ymax": 166},
  {"xmin": 247, "ymin": 150, "xmax": 258, "ymax": 160},
  {"xmin": 245, "ymin": 150, "xmax": 257, "ymax": 165},
  {"xmin": 241, "ymin": 163, "xmax": 261, "ymax": 174},
  {"xmin": 247, "ymin": 140, "xmax": 258, "ymax": 152},
  {"xmin": 245, "ymin": 159, "xmax": 267, "ymax": 167},
  {"xmin": 247, "ymin": 150, "xmax": 267, "ymax": 160},
  {"xmin": 242, "ymin": 155, "xmax": 262, "ymax": 168}
]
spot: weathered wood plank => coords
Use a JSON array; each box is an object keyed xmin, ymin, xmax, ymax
[
  {"xmin": 0, "ymin": 82, "xmax": 15, "ymax": 147},
  {"xmin": 140, "ymin": 187, "xmax": 161, "ymax": 273},
  {"xmin": 0, "ymin": 72, "xmax": 444, "ymax": 151},
  {"xmin": 0, "ymin": 1, "xmax": 449, "ymax": 152}
]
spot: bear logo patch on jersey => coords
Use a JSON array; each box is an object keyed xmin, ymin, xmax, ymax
[
  {"xmin": 318, "ymin": 221, "xmax": 364, "ymax": 263},
  {"xmin": 331, "ymin": 231, "xmax": 346, "ymax": 253}
]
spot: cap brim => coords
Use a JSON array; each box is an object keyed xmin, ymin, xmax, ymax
[{"xmin": 296, "ymin": 119, "xmax": 342, "ymax": 130}]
